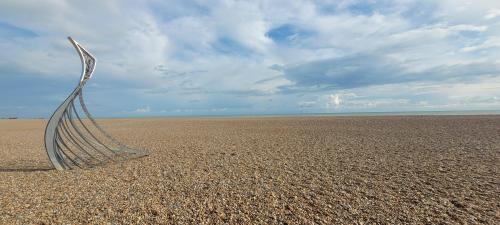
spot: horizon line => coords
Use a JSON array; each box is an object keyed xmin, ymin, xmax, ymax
[{"xmin": 3, "ymin": 109, "xmax": 500, "ymax": 120}]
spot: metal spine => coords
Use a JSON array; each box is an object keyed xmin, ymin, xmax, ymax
[{"xmin": 44, "ymin": 37, "xmax": 149, "ymax": 170}]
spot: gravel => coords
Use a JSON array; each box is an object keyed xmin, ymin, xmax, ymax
[{"xmin": 0, "ymin": 116, "xmax": 499, "ymax": 224}]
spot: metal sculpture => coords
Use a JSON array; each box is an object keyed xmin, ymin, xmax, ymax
[{"xmin": 44, "ymin": 37, "xmax": 148, "ymax": 170}]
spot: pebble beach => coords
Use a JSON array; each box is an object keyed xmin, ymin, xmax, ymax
[{"xmin": 0, "ymin": 116, "xmax": 499, "ymax": 224}]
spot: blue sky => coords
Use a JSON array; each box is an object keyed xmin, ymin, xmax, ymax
[{"xmin": 0, "ymin": 0, "xmax": 499, "ymax": 118}]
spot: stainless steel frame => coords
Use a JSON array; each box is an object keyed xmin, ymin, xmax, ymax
[{"xmin": 44, "ymin": 37, "xmax": 148, "ymax": 170}]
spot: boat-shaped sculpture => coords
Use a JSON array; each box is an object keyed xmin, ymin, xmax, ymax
[{"xmin": 44, "ymin": 37, "xmax": 149, "ymax": 170}]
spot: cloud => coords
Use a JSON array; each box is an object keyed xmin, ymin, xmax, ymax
[
  {"xmin": 0, "ymin": 0, "xmax": 499, "ymax": 117},
  {"xmin": 327, "ymin": 94, "xmax": 342, "ymax": 108},
  {"xmin": 135, "ymin": 106, "xmax": 151, "ymax": 113},
  {"xmin": 281, "ymin": 52, "xmax": 500, "ymax": 91},
  {"xmin": 461, "ymin": 37, "xmax": 500, "ymax": 53},
  {"xmin": 485, "ymin": 9, "xmax": 500, "ymax": 20}
]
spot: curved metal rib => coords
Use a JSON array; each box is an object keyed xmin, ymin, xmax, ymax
[{"xmin": 44, "ymin": 37, "xmax": 149, "ymax": 170}]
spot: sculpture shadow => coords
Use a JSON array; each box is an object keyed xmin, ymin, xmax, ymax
[{"xmin": 0, "ymin": 160, "xmax": 53, "ymax": 172}]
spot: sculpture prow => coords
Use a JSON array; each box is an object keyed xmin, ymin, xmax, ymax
[{"xmin": 44, "ymin": 37, "xmax": 148, "ymax": 170}]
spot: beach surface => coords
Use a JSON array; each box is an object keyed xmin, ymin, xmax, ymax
[{"xmin": 0, "ymin": 116, "xmax": 499, "ymax": 224}]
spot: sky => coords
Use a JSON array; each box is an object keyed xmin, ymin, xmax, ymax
[{"xmin": 0, "ymin": 0, "xmax": 499, "ymax": 118}]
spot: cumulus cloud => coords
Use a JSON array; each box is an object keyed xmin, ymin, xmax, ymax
[
  {"xmin": 327, "ymin": 94, "xmax": 342, "ymax": 108},
  {"xmin": 135, "ymin": 106, "xmax": 151, "ymax": 113}
]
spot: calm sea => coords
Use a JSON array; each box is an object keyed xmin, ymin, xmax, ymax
[{"xmin": 108, "ymin": 110, "xmax": 500, "ymax": 119}]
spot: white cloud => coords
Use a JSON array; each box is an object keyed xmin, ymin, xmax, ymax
[
  {"xmin": 326, "ymin": 94, "xmax": 342, "ymax": 108},
  {"xmin": 485, "ymin": 9, "xmax": 500, "ymax": 20},
  {"xmin": 1, "ymin": 0, "xmax": 499, "ymax": 116},
  {"xmin": 461, "ymin": 37, "xmax": 500, "ymax": 52},
  {"xmin": 135, "ymin": 106, "xmax": 151, "ymax": 113}
]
